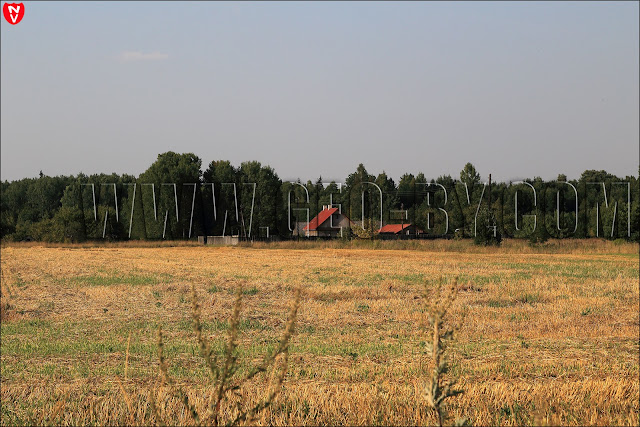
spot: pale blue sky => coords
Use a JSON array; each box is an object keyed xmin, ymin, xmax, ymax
[{"xmin": 1, "ymin": 1, "xmax": 638, "ymax": 183}]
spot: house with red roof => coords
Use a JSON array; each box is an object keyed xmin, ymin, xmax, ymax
[
  {"xmin": 298, "ymin": 206, "xmax": 353, "ymax": 237},
  {"xmin": 378, "ymin": 223, "xmax": 424, "ymax": 236}
]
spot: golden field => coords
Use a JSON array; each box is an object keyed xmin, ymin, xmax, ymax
[{"xmin": 1, "ymin": 239, "xmax": 638, "ymax": 426}]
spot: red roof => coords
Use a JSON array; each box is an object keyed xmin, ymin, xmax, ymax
[
  {"xmin": 379, "ymin": 223, "xmax": 413, "ymax": 234},
  {"xmin": 304, "ymin": 208, "xmax": 339, "ymax": 231}
]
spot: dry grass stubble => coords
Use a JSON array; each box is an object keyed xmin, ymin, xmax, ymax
[{"xmin": 0, "ymin": 242, "xmax": 638, "ymax": 425}]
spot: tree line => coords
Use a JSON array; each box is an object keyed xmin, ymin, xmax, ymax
[{"xmin": 1, "ymin": 152, "xmax": 638, "ymax": 242}]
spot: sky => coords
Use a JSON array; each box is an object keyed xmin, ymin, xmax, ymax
[{"xmin": 1, "ymin": 1, "xmax": 638, "ymax": 184}]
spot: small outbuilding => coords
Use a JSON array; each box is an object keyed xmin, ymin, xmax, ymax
[
  {"xmin": 378, "ymin": 223, "xmax": 424, "ymax": 236},
  {"xmin": 300, "ymin": 206, "xmax": 353, "ymax": 238}
]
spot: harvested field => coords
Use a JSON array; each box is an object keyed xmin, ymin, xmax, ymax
[{"xmin": 1, "ymin": 240, "xmax": 638, "ymax": 425}]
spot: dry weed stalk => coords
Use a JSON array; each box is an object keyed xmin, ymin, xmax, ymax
[
  {"xmin": 423, "ymin": 277, "xmax": 467, "ymax": 427},
  {"xmin": 151, "ymin": 283, "xmax": 301, "ymax": 426},
  {"xmin": 117, "ymin": 332, "xmax": 136, "ymax": 426},
  {"xmin": 156, "ymin": 325, "xmax": 201, "ymax": 424}
]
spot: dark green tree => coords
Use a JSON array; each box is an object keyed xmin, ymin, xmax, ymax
[
  {"xmin": 203, "ymin": 160, "xmax": 239, "ymax": 236},
  {"xmin": 139, "ymin": 152, "xmax": 202, "ymax": 239}
]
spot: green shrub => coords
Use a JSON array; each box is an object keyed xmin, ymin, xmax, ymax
[{"xmin": 473, "ymin": 207, "xmax": 501, "ymax": 246}]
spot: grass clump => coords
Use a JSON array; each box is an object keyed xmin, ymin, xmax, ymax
[
  {"xmin": 207, "ymin": 285, "xmax": 222, "ymax": 294},
  {"xmin": 151, "ymin": 283, "xmax": 301, "ymax": 426},
  {"xmin": 241, "ymin": 287, "xmax": 259, "ymax": 296}
]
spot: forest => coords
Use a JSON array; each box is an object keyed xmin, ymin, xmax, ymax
[{"xmin": 1, "ymin": 152, "xmax": 638, "ymax": 242}]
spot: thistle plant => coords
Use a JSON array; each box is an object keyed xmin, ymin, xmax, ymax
[
  {"xmin": 151, "ymin": 283, "xmax": 301, "ymax": 426},
  {"xmin": 423, "ymin": 277, "xmax": 467, "ymax": 427}
]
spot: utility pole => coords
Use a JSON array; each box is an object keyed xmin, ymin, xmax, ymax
[
  {"xmin": 401, "ymin": 202, "xmax": 404, "ymax": 239},
  {"xmin": 488, "ymin": 173, "xmax": 492, "ymax": 207},
  {"xmin": 488, "ymin": 173, "xmax": 496, "ymax": 238}
]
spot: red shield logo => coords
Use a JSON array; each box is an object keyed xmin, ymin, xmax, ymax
[{"xmin": 3, "ymin": 3, "xmax": 24, "ymax": 25}]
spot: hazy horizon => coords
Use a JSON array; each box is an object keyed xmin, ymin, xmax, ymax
[{"xmin": 2, "ymin": 1, "xmax": 638, "ymax": 184}]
